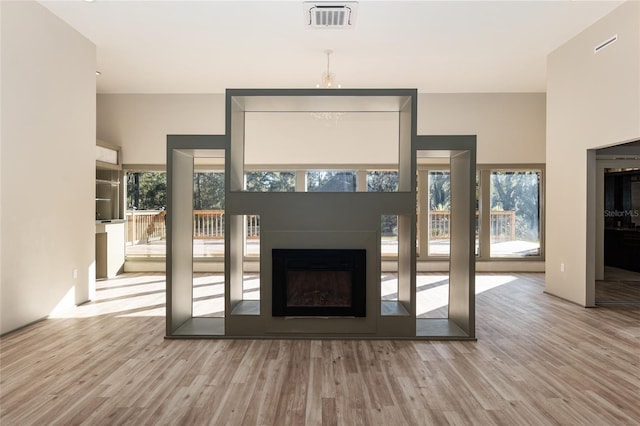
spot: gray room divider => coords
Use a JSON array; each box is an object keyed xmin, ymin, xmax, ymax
[{"xmin": 166, "ymin": 89, "xmax": 476, "ymax": 339}]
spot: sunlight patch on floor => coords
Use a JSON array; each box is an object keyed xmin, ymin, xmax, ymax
[
  {"xmin": 476, "ymin": 274, "xmax": 517, "ymax": 292},
  {"xmin": 416, "ymin": 274, "xmax": 450, "ymax": 318},
  {"xmin": 49, "ymin": 274, "xmax": 166, "ymax": 318},
  {"xmin": 48, "ymin": 273, "xmax": 519, "ymax": 319}
]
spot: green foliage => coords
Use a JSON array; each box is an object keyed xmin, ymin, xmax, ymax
[
  {"xmin": 367, "ymin": 172, "xmax": 399, "ymax": 234},
  {"xmin": 127, "ymin": 171, "xmax": 225, "ymax": 211},
  {"xmin": 245, "ymin": 171, "xmax": 295, "ymax": 192},
  {"xmin": 381, "ymin": 215, "xmax": 398, "ymax": 235},
  {"xmin": 127, "ymin": 172, "xmax": 166, "ymax": 210},
  {"xmin": 429, "ymin": 172, "xmax": 451, "ymax": 210},
  {"xmin": 193, "ymin": 172, "xmax": 225, "ymax": 209},
  {"xmin": 306, "ymin": 171, "xmax": 356, "ymax": 192},
  {"xmin": 306, "ymin": 171, "xmax": 332, "ymax": 191},
  {"xmin": 426, "ymin": 170, "xmax": 540, "ymax": 243},
  {"xmin": 367, "ymin": 171, "xmax": 399, "ymax": 192},
  {"xmin": 490, "ymin": 171, "xmax": 540, "ymax": 241}
]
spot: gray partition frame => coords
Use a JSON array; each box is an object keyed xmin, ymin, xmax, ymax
[
  {"xmin": 415, "ymin": 136, "xmax": 477, "ymax": 338},
  {"xmin": 166, "ymin": 135, "xmax": 227, "ymax": 336},
  {"xmin": 166, "ymin": 89, "xmax": 476, "ymax": 340}
]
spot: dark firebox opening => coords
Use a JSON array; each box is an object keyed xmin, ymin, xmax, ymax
[{"xmin": 272, "ymin": 249, "xmax": 366, "ymax": 317}]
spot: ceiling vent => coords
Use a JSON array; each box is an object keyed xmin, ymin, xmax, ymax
[
  {"xmin": 303, "ymin": 2, "xmax": 358, "ymax": 29},
  {"xmin": 594, "ymin": 34, "xmax": 618, "ymax": 53}
]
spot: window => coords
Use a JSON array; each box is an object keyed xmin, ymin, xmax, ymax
[
  {"xmin": 126, "ymin": 171, "xmax": 167, "ymax": 257},
  {"xmin": 244, "ymin": 171, "xmax": 295, "ymax": 192},
  {"xmin": 381, "ymin": 215, "xmax": 398, "ymax": 257},
  {"xmin": 428, "ymin": 171, "xmax": 451, "ymax": 256},
  {"xmin": 127, "ymin": 171, "xmax": 166, "ymax": 211},
  {"xmin": 125, "ymin": 170, "xmax": 226, "ymax": 258},
  {"xmin": 193, "ymin": 172, "xmax": 225, "ymax": 210},
  {"xmin": 127, "ymin": 165, "xmax": 543, "ymax": 262},
  {"xmin": 416, "ymin": 165, "xmax": 543, "ymax": 260},
  {"xmin": 367, "ymin": 171, "xmax": 399, "ymax": 192},
  {"xmin": 245, "ymin": 214, "xmax": 260, "ymax": 257},
  {"xmin": 307, "ymin": 170, "xmax": 356, "ymax": 192},
  {"xmin": 192, "ymin": 171, "xmax": 225, "ymax": 258},
  {"xmin": 490, "ymin": 170, "xmax": 541, "ymax": 257}
]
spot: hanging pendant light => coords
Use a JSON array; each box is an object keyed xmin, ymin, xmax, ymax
[
  {"xmin": 317, "ymin": 49, "xmax": 341, "ymax": 89},
  {"xmin": 311, "ymin": 49, "xmax": 343, "ymax": 122}
]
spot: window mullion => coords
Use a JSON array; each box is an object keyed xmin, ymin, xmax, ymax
[{"xmin": 480, "ymin": 169, "xmax": 492, "ymax": 260}]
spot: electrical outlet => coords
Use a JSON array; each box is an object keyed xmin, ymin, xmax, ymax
[
  {"xmin": 560, "ymin": 263, "xmax": 565, "ymax": 273},
  {"xmin": 72, "ymin": 269, "xmax": 78, "ymax": 279}
]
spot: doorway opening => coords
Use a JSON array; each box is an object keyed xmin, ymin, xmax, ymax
[{"xmin": 592, "ymin": 141, "xmax": 640, "ymax": 305}]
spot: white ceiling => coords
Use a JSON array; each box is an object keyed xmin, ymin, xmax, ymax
[{"xmin": 39, "ymin": 0, "xmax": 624, "ymax": 94}]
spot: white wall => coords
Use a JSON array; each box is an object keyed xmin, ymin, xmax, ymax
[
  {"xmin": 98, "ymin": 92, "xmax": 546, "ymax": 166},
  {"xmin": 546, "ymin": 0, "xmax": 640, "ymax": 305},
  {"xmin": 0, "ymin": 1, "xmax": 3, "ymax": 330},
  {"xmin": 245, "ymin": 112, "xmax": 399, "ymax": 166},
  {"xmin": 1, "ymin": 1, "xmax": 96, "ymax": 334},
  {"xmin": 418, "ymin": 93, "xmax": 546, "ymax": 164},
  {"xmin": 97, "ymin": 94, "xmax": 225, "ymax": 165}
]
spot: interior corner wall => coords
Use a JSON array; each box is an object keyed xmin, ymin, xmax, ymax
[
  {"xmin": 0, "ymin": 0, "xmax": 3, "ymax": 332},
  {"xmin": 417, "ymin": 93, "xmax": 546, "ymax": 164},
  {"xmin": 546, "ymin": 0, "xmax": 640, "ymax": 305},
  {"xmin": 0, "ymin": 1, "xmax": 96, "ymax": 334},
  {"xmin": 97, "ymin": 94, "xmax": 226, "ymax": 165}
]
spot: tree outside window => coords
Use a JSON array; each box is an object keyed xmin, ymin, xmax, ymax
[
  {"xmin": 125, "ymin": 171, "xmax": 226, "ymax": 258},
  {"xmin": 307, "ymin": 171, "xmax": 356, "ymax": 192},
  {"xmin": 490, "ymin": 170, "xmax": 540, "ymax": 257},
  {"xmin": 245, "ymin": 171, "xmax": 295, "ymax": 192}
]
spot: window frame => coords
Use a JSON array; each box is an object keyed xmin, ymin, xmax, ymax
[
  {"xmin": 124, "ymin": 164, "xmax": 227, "ymax": 259},
  {"xmin": 417, "ymin": 163, "xmax": 545, "ymax": 261},
  {"xmin": 123, "ymin": 163, "xmax": 544, "ymax": 262},
  {"xmin": 485, "ymin": 166, "xmax": 545, "ymax": 260}
]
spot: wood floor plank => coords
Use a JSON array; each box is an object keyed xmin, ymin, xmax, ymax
[{"xmin": 1, "ymin": 272, "xmax": 639, "ymax": 425}]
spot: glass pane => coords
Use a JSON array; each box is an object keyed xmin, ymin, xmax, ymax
[
  {"xmin": 244, "ymin": 215, "xmax": 260, "ymax": 302},
  {"xmin": 381, "ymin": 215, "xmax": 398, "ymax": 257},
  {"xmin": 125, "ymin": 171, "xmax": 167, "ymax": 257},
  {"xmin": 245, "ymin": 171, "xmax": 295, "ymax": 192},
  {"xmin": 428, "ymin": 171, "xmax": 450, "ymax": 256},
  {"xmin": 245, "ymin": 214, "xmax": 260, "ymax": 257},
  {"xmin": 367, "ymin": 171, "xmax": 399, "ymax": 192},
  {"xmin": 490, "ymin": 170, "xmax": 541, "ymax": 257},
  {"xmin": 307, "ymin": 170, "xmax": 356, "ymax": 192},
  {"xmin": 193, "ymin": 172, "xmax": 225, "ymax": 257}
]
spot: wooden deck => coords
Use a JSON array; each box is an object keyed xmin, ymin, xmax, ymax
[{"xmin": 1, "ymin": 273, "xmax": 638, "ymax": 425}]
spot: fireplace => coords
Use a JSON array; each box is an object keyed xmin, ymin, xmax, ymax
[{"xmin": 272, "ymin": 249, "xmax": 366, "ymax": 317}]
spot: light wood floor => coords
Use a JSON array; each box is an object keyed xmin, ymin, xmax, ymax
[
  {"xmin": 1, "ymin": 273, "xmax": 639, "ymax": 425},
  {"xmin": 596, "ymin": 266, "xmax": 640, "ymax": 304}
]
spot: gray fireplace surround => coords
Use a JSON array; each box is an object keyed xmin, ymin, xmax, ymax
[{"xmin": 166, "ymin": 88, "xmax": 476, "ymax": 339}]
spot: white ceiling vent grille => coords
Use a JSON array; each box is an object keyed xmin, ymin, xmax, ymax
[
  {"xmin": 594, "ymin": 34, "xmax": 618, "ymax": 53},
  {"xmin": 304, "ymin": 2, "xmax": 358, "ymax": 29}
]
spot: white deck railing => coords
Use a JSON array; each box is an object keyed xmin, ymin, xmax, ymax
[
  {"xmin": 127, "ymin": 210, "xmax": 516, "ymax": 246},
  {"xmin": 429, "ymin": 210, "xmax": 516, "ymax": 241},
  {"xmin": 126, "ymin": 210, "xmax": 260, "ymax": 245}
]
